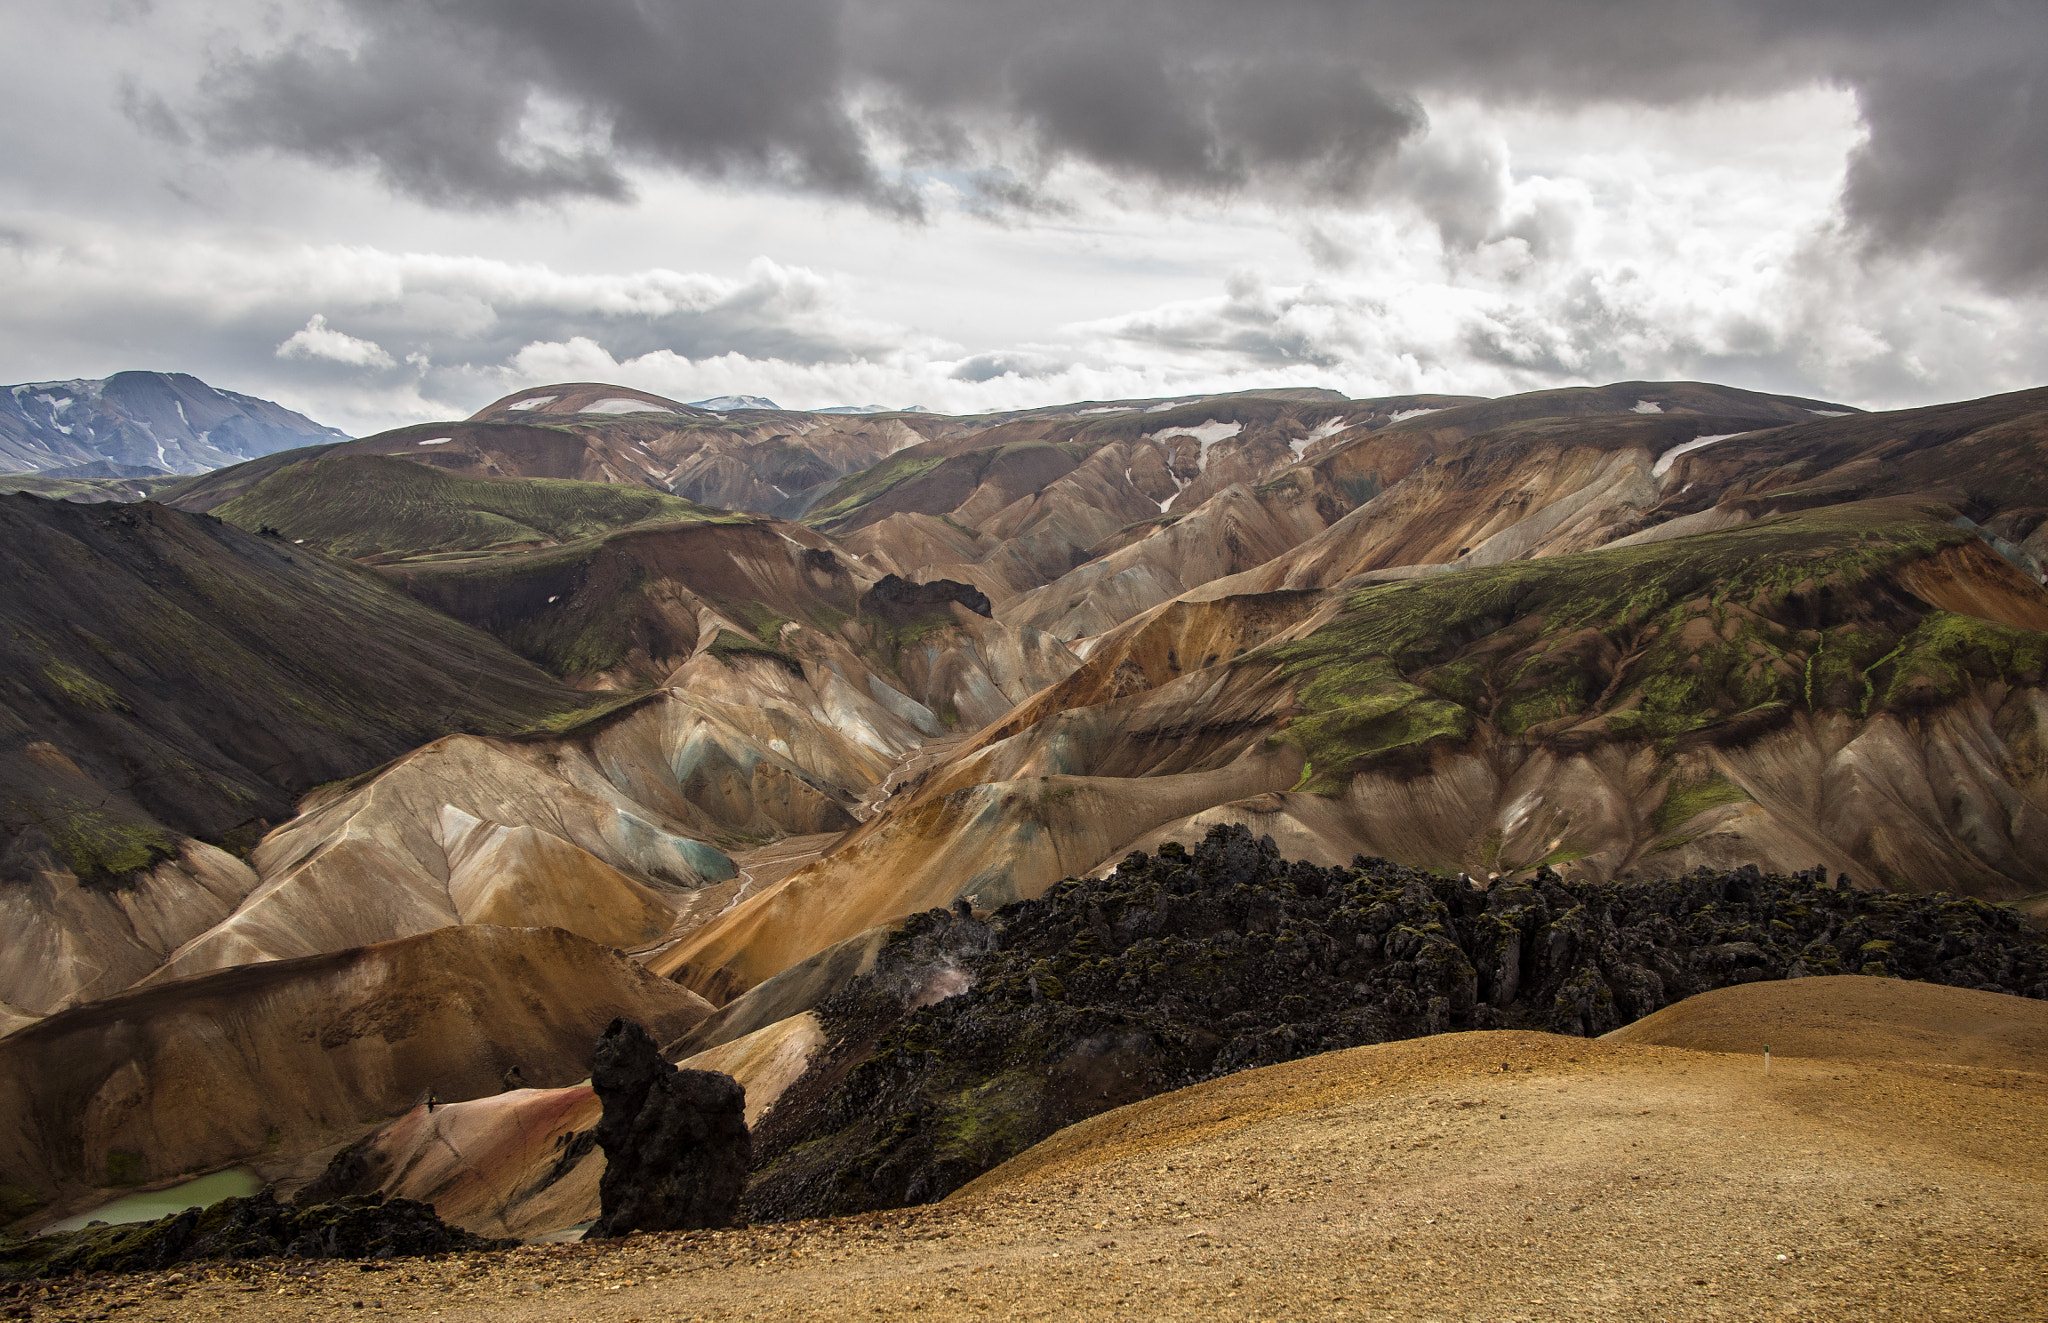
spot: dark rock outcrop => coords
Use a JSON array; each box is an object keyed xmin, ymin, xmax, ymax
[
  {"xmin": 0, "ymin": 1191, "xmax": 506, "ymax": 1281},
  {"xmin": 585, "ymin": 1019, "xmax": 748, "ymax": 1238},
  {"xmin": 858, "ymin": 574, "xmax": 992, "ymax": 623},
  {"xmin": 746, "ymin": 823, "xmax": 2048, "ymax": 1222}
]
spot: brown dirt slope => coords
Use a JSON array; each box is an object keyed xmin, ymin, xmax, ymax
[
  {"xmin": 47, "ymin": 978, "xmax": 2047, "ymax": 1323},
  {"xmin": 1603, "ymin": 972, "xmax": 2048, "ymax": 1069},
  {"xmin": 0, "ymin": 925, "xmax": 712, "ymax": 1224}
]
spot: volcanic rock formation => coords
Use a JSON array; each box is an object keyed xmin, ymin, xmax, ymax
[
  {"xmin": 586, "ymin": 1019, "xmax": 749, "ymax": 1237},
  {"xmin": 658, "ymin": 494, "xmax": 2048, "ymax": 1011},
  {"xmin": 859, "ymin": 574, "xmax": 992, "ymax": 623},
  {"xmin": 742, "ymin": 823, "xmax": 2048, "ymax": 1220},
  {"xmin": 0, "ymin": 1191, "xmax": 507, "ymax": 1281}
]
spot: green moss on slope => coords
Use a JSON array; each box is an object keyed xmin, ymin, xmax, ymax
[
  {"xmin": 214, "ymin": 452, "xmax": 732, "ymax": 560},
  {"xmin": 802, "ymin": 451, "xmax": 951, "ymax": 527},
  {"xmin": 41, "ymin": 661, "xmax": 122, "ymax": 710},
  {"xmin": 705, "ymin": 629, "xmax": 805, "ymax": 676},
  {"xmin": 46, "ymin": 810, "xmax": 178, "ymax": 887},
  {"xmin": 1879, "ymin": 611, "xmax": 2048, "ymax": 709},
  {"xmin": 1651, "ymin": 774, "xmax": 1752, "ymax": 835},
  {"xmin": 1263, "ymin": 501, "xmax": 2043, "ymax": 791}
]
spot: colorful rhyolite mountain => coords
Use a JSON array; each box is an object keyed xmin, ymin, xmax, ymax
[{"xmin": 3, "ymin": 376, "xmax": 2046, "ymax": 1244}]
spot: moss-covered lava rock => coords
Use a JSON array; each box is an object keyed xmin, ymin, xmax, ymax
[
  {"xmin": 745, "ymin": 824, "xmax": 2048, "ymax": 1222},
  {"xmin": 0, "ymin": 1191, "xmax": 511, "ymax": 1281}
]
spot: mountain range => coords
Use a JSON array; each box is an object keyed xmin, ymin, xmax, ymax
[{"xmin": 2, "ymin": 370, "xmax": 2044, "ymax": 1255}]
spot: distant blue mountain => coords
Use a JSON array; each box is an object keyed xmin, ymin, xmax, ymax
[{"xmin": 0, "ymin": 372, "xmax": 346, "ymax": 476}]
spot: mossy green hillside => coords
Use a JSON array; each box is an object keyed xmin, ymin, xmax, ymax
[
  {"xmin": 801, "ymin": 450, "xmax": 952, "ymax": 527},
  {"xmin": 1265, "ymin": 502, "xmax": 2044, "ymax": 790},
  {"xmin": 41, "ymin": 661, "xmax": 122, "ymax": 710},
  {"xmin": 0, "ymin": 474, "xmax": 183, "ymax": 503},
  {"xmin": 214, "ymin": 452, "xmax": 732, "ymax": 560},
  {"xmin": 0, "ymin": 495, "xmax": 585, "ymax": 872}
]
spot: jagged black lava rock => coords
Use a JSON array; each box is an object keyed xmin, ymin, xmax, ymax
[
  {"xmin": 746, "ymin": 824, "xmax": 2048, "ymax": 1222},
  {"xmin": 858, "ymin": 573, "xmax": 993, "ymax": 622},
  {"xmin": 585, "ymin": 1018, "xmax": 749, "ymax": 1238},
  {"xmin": 0, "ymin": 1191, "xmax": 507, "ymax": 1281}
]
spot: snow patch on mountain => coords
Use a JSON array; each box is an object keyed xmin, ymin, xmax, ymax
[
  {"xmin": 1653, "ymin": 432, "xmax": 1752, "ymax": 478},
  {"xmin": 1144, "ymin": 419, "xmax": 1242, "ymax": 475},
  {"xmin": 581, "ymin": 398, "xmax": 679, "ymax": 415},
  {"xmin": 1292, "ymin": 415, "xmax": 1349, "ymax": 457}
]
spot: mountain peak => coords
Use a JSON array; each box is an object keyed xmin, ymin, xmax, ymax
[{"xmin": 0, "ymin": 372, "xmax": 344, "ymax": 477}]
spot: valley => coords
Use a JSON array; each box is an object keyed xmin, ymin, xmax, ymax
[{"xmin": 2, "ymin": 374, "xmax": 2045, "ymax": 1312}]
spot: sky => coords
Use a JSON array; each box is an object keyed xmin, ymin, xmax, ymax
[{"xmin": 3, "ymin": 0, "xmax": 2045, "ymax": 436}]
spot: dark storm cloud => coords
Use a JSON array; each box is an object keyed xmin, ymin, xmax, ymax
[
  {"xmin": 197, "ymin": 0, "xmax": 904, "ymax": 211},
  {"xmin": 1842, "ymin": 56, "xmax": 2048, "ymax": 287},
  {"xmin": 184, "ymin": 0, "xmax": 2048, "ymax": 280}
]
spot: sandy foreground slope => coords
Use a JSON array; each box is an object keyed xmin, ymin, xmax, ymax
[{"xmin": 11, "ymin": 977, "xmax": 2045, "ymax": 1322}]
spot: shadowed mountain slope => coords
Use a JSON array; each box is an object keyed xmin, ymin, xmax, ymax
[
  {"xmin": 0, "ymin": 495, "xmax": 592, "ymax": 1019},
  {"xmin": 208, "ymin": 452, "xmax": 743, "ymax": 562},
  {"xmin": 0, "ymin": 472, "xmax": 183, "ymax": 505},
  {"xmin": 111, "ymin": 495, "xmax": 1075, "ymax": 992}
]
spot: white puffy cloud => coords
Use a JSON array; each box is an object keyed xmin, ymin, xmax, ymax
[{"xmin": 275, "ymin": 314, "xmax": 395, "ymax": 367}]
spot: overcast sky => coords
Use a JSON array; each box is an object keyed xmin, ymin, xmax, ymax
[{"xmin": 3, "ymin": 0, "xmax": 2045, "ymax": 434}]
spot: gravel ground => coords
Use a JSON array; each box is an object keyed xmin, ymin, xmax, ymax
[{"xmin": 8, "ymin": 1028, "xmax": 2043, "ymax": 1322}]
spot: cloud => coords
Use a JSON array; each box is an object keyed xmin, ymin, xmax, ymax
[
  {"xmin": 275, "ymin": 313, "xmax": 396, "ymax": 368},
  {"xmin": 948, "ymin": 349, "xmax": 1072, "ymax": 382},
  {"xmin": 157, "ymin": 0, "xmax": 2048, "ymax": 285},
  {"xmin": 1842, "ymin": 53, "xmax": 2048, "ymax": 285},
  {"xmin": 3, "ymin": 58, "xmax": 2043, "ymax": 438},
  {"xmin": 193, "ymin": 0, "xmax": 905, "ymax": 212}
]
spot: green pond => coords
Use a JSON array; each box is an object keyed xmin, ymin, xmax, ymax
[{"xmin": 43, "ymin": 1167, "xmax": 264, "ymax": 1233}]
